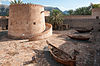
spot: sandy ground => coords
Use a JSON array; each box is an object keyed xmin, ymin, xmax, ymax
[{"xmin": 0, "ymin": 30, "xmax": 99, "ymax": 66}]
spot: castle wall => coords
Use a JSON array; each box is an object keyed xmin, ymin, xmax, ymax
[
  {"xmin": 62, "ymin": 8, "xmax": 100, "ymax": 29},
  {"xmin": 29, "ymin": 5, "xmax": 45, "ymax": 35},
  {"xmin": 29, "ymin": 23, "xmax": 52, "ymax": 41},
  {"xmin": 8, "ymin": 4, "xmax": 46, "ymax": 38},
  {"xmin": 63, "ymin": 19, "xmax": 100, "ymax": 29},
  {"xmin": 64, "ymin": 15, "xmax": 93, "ymax": 19},
  {"xmin": 92, "ymin": 8, "xmax": 100, "ymax": 19}
]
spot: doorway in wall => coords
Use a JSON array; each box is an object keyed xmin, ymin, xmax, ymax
[
  {"xmin": 96, "ymin": 16, "xmax": 99, "ymax": 19},
  {"xmin": 6, "ymin": 25, "xmax": 8, "ymax": 30}
]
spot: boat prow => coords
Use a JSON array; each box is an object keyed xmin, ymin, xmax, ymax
[{"xmin": 46, "ymin": 40, "xmax": 76, "ymax": 66}]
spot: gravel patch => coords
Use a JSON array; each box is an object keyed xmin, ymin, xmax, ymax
[{"xmin": 0, "ymin": 30, "xmax": 99, "ymax": 66}]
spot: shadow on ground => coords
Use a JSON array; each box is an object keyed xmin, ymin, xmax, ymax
[
  {"xmin": 58, "ymin": 41, "xmax": 95, "ymax": 66},
  {"xmin": 0, "ymin": 30, "xmax": 22, "ymax": 42},
  {"xmin": 32, "ymin": 48, "xmax": 64, "ymax": 66}
]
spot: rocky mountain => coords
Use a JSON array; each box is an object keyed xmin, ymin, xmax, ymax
[
  {"xmin": 63, "ymin": 10, "xmax": 69, "ymax": 15},
  {"xmin": 44, "ymin": 6, "xmax": 62, "ymax": 12},
  {"xmin": 0, "ymin": 4, "xmax": 66, "ymax": 16}
]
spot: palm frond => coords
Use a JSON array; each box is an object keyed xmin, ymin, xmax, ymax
[{"xmin": 10, "ymin": 0, "xmax": 23, "ymax": 4}]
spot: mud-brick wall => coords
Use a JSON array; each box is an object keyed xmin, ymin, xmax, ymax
[
  {"xmin": 64, "ymin": 15, "xmax": 94, "ymax": 19},
  {"xmin": 63, "ymin": 19, "xmax": 100, "ymax": 29},
  {"xmin": 0, "ymin": 19, "xmax": 8, "ymax": 30},
  {"xmin": 92, "ymin": 8, "xmax": 100, "ymax": 19},
  {"xmin": 8, "ymin": 4, "xmax": 46, "ymax": 38}
]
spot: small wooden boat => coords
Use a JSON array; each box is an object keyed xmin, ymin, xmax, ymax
[
  {"xmin": 67, "ymin": 34, "xmax": 90, "ymax": 40},
  {"xmin": 46, "ymin": 41, "xmax": 76, "ymax": 66},
  {"xmin": 76, "ymin": 28, "xmax": 93, "ymax": 33}
]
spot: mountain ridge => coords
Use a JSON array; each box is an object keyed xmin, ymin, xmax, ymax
[{"xmin": 0, "ymin": 4, "xmax": 68, "ymax": 16}]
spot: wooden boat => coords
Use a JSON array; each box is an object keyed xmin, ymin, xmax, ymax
[
  {"xmin": 46, "ymin": 41, "xmax": 76, "ymax": 66},
  {"xmin": 76, "ymin": 28, "xmax": 93, "ymax": 33},
  {"xmin": 67, "ymin": 34, "xmax": 90, "ymax": 40}
]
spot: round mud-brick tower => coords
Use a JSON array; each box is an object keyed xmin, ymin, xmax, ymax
[{"xmin": 8, "ymin": 4, "xmax": 46, "ymax": 39}]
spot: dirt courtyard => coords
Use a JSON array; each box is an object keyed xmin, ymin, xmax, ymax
[{"xmin": 0, "ymin": 30, "xmax": 100, "ymax": 66}]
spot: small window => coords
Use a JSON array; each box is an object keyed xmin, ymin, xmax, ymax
[
  {"xmin": 33, "ymin": 22, "xmax": 36, "ymax": 25},
  {"xmin": 27, "ymin": 21, "xmax": 28, "ymax": 24},
  {"xmin": 96, "ymin": 16, "xmax": 99, "ymax": 19},
  {"xmin": 10, "ymin": 22, "xmax": 12, "ymax": 25}
]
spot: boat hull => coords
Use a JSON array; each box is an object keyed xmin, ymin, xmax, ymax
[
  {"xmin": 76, "ymin": 28, "xmax": 93, "ymax": 33},
  {"xmin": 67, "ymin": 35, "xmax": 90, "ymax": 40},
  {"xmin": 50, "ymin": 49, "xmax": 76, "ymax": 66},
  {"xmin": 47, "ymin": 41, "xmax": 76, "ymax": 66}
]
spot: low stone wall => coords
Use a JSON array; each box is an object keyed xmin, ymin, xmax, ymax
[
  {"xmin": 64, "ymin": 15, "xmax": 94, "ymax": 19},
  {"xmin": 63, "ymin": 19, "xmax": 100, "ymax": 29},
  {"xmin": 29, "ymin": 23, "xmax": 52, "ymax": 41}
]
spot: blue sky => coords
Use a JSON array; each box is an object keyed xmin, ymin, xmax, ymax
[{"xmin": 0, "ymin": 0, "xmax": 100, "ymax": 11}]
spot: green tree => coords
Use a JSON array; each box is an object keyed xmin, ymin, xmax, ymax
[
  {"xmin": 48, "ymin": 9, "xmax": 63, "ymax": 30},
  {"xmin": 92, "ymin": 4, "xmax": 100, "ymax": 8},
  {"xmin": 10, "ymin": 0, "xmax": 23, "ymax": 4},
  {"xmin": 74, "ymin": 7, "xmax": 91, "ymax": 15},
  {"xmin": 68, "ymin": 10, "xmax": 74, "ymax": 15},
  {"xmin": 67, "ymin": 6, "xmax": 92, "ymax": 15}
]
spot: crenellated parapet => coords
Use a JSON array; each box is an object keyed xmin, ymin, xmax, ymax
[{"xmin": 10, "ymin": 4, "xmax": 44, "ymax": 7}]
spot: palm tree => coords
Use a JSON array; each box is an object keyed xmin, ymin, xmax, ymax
[
  {"xmin": 68, "ymin": 10, "xmax": 74, "ymax": 15},
  {"xmin": 48, "ymin": 9, "xmax": 63, "ymax": 30},
  {"xmin": 73, "ymin": 7, "xmax": 91, "ymax": 15},
  {"xmin": 10, "ymin": 0, "xmax": 23, "ymax": 4}
]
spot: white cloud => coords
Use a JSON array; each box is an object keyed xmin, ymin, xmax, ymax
[
  {"xmin": 0, "ymin": 2, "xmax": 1, "ymax": 4},
  {"xmin": 0, "ymin": 0, "xmax": 23, "ymax": 4},
  {"xmin": 0, "ymin": 0, "xmax": 14, "ymax": 4},
  {"xmin": 59, "ymin": 6, "xmax": 67, "ymax": 11},
  {"xmin": 0, "ymin": 0, "xmax": 13, "ymax": 1},
  {"xmin": 8, "ymin": 0, "xmax": 14, "ymax": 1},
  {"xmin": 0, "ymin": 0, "xmax": 15, "ymax": 2}
]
